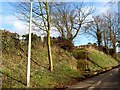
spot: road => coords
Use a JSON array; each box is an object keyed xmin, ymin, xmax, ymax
[
  {"xmin": 88, "ymin": 67, "xmax": 120, "ymax": 90},
  {"xmin": 67, "ymin": 66, "xmax": 120, "ymax": 90}
]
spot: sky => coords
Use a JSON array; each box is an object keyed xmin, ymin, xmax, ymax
[{"xmin": 0, "ymin": 0, "xmax": 119, "ymax": 47}]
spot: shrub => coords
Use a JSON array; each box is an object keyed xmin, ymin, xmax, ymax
[
  {"xmin": 2, "ymin": 30, "xmax": 21, "ymax": 52},
  {"xmin": 72, "ymin": 49, "xmax": 88, "ymax": 59},
  {"xmin": 77, "ymin": 60, "xmax": 89, "ymax": 71}
]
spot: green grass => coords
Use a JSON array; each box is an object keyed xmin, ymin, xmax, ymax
[
  {"xmin": 88, "ymin": 50, "xmax": 118, "ymax": 70},
  {"xmin": 2, "ymin": 43, "xmax": 119, "ymax": 88},
  {"xmin": 72, "ymin": 48, "xmax": 119, "ymax": 71},
  {"xmin": 2, "ymin": 42, "xmax": 80, "ymax": 88},
  {"xmin": 1, "ymin": 30, "xmax": 119, "ymax": 88}
]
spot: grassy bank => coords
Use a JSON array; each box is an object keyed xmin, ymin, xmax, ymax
[
  {"xmin": 1, "ymin": 30, "xmax": 119, "ymax": 88},
  {"xmin": 2, "ymin": 42, "xmax": 82, "ymax": 88},
  {"xmin": 72, "ymin": 47, "xmax": 119, "ymax": 71}
]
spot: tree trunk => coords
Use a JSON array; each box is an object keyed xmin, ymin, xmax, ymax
[
  {"xmin": 47, "ymin": 31, "xmax": 53, "ymax": 71},
  {"xmin": 96, "ymin": 31, "xmax": 102, "ymax": 47},
  {"xmin": 112, "ymin": 33, "xmax": 117, "ymax": 58},
  {"xmin": 103, "ymin": 30, "xmax": 107, "ymax": 48},
  {"xmin": 46, "ymin": 1, "xmax": 53, "ymax": 71}
]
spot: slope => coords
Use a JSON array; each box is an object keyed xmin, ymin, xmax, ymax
[
  {"xmin": 1, "ymin": 30, "xmax": 81, "ymax": 88},
  {"xmin": 1, "ymin": 30, "xmax": 119, "ymax": 88},
  {"xmin": 72, "ymin": 47, "xmax": 119, "ymax": 72}
]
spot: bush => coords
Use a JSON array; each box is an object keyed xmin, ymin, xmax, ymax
[
  {"xmin": 2, "ymin": 31, "xmax": 21, "ymax": 52},
  {"xmin": 72, "ymin": 49, "xmax": 88, "ymax": 59},
  {"xmin": 77, "ymin": 60, "xmax": 89, "ymax": 71},
  {"xmin": 22, "ymin": 33, "xmax": 42, "ymax": 48},
  {"xmin": 51, "ymin": 37, "xmax": 74, "ymax": 52}
]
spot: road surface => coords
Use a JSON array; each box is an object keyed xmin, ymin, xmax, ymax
[
  {"xmin": 88, "ymin": 67, "xmax": 120, "ymax": 90},
  {"xmin": 67, "ymin": 66, "xmax": 120, "ymax": 90}
]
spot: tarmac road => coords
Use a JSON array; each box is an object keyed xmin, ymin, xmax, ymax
[
  {"xmin": 67, "ymin": 66, "xmax": 120, "ymax": 90},
  {"xmin": 88, "ymin": 67, "xmax": 120, "ymax": 90}
]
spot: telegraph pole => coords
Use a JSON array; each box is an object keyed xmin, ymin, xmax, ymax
[{"xmin": 27, "ymin": 0, "xmax": 33, "ymax": 87}]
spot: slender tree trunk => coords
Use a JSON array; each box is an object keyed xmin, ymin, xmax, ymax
[
  {"xmin": 47, "ymin": 31, "xmax": 53, "ymax": 71},
  {"xmin": 112, "ymin": 33, "xmax": 117, "ymax": 58},
  {"xmin": 96, "ymin": 31, "xmax": 102, "ymax": 47},
  {"xmin": 103, "ymin": 30, "xmax": 107, "ymax": 48},
  {"xmin": 46, "ymin": 1, "xmax": 53, "ymax": 71}
]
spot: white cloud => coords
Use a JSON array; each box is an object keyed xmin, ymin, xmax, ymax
[
  {"xmin": 0, "ymin": 15, "xmax": 2, "ymax": 28},
  {"xmin": 50, "ymin": 27, "xmax": 60, "ymax": 37},
  {"xmin": 13, "ymin": 20, "xmax": 28, "ymax": 35},
  {"xmin": 64, "ymin": 0, "xmax": 114, "ymax": 2},
  {"xmin": 94, "ymin": 0, "xmax": 112, "ymax": 2},
  {"xmin": 84, "ymin": 0, "xmax": 115, "ymax": 2},
  {"xmin": 0, "ymin": 0, "xmax": 115, "ymax": 2},
  {"xmin": 2, "ymin": 14, "xmax": 60, "ymax": 37},
  {"xmin": 4, "ymin": 15, "xmax": 17, "ymax": 25},
  {"xmin": 2, "ymin": 15, "xmax": 29, "ymax": 35},
  {"xmin": 98, "ymin": 6, "xmax": 110, "ymax": 14}
]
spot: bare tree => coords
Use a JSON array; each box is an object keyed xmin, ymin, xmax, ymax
[
  {"xmin": 84, "ymin": 11, "xmax": 119, "ymax": 56},
  {"xmin": 10, "ymin": 1, "xmax": 53, "ymax": 71},
  {"xmin": 51, "ymin": 2, "xmax": 94, "ymax": 49},
  {"xmin": 102, "ymin": 11, "xmax": 119, "ymax": 55},
  {"xmin": 84, "ymin": 15, "xmax": 103, "ymax": 47},
  {"xmin": 44, "ymin": 1, "xmax": 53, "ymax": 71}
]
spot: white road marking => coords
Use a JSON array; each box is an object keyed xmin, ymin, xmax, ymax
[
  {"xmin": 110, "ymin": 73, "xmax": 112, "ymax": 75},
  {"xmin": 96, "ymin": 81, "xmax": 101, "ymax": 86},
  {"xmin": 116, "ymin": 68, "xmax": 118, "ymax": 71},
  {"xmin": 88, "ymin": 71, "xmax": 115, "ymax": 90}
]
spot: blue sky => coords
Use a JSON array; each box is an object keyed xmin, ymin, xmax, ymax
[{"xmin": 0, "ymin": 0, "xmax": 118, "ymax": 46}]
